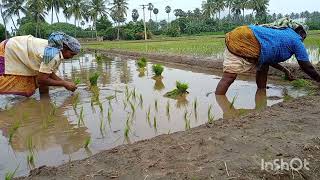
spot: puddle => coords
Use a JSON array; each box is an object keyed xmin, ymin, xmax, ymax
[
  {"xmin": 0, "ymin": 54, "xmax": 306, "ymax": 177},
  {"xmin": 287, "ymin": 46, "xmax": 319, "ymax": 64}
]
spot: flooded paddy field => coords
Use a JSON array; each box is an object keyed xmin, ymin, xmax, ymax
[{"xmin": 0, "ymin": 54, "xmax": 306, "ymax": 177}]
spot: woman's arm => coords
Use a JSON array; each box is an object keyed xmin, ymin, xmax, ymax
[
  {"xmin": 298, "ymin": 61, "xmax": 320, "ymax": 82},
  {"xmin": 37, "ymin": 72, "xmax": 77, "ymax": 92},
  {"xmin": 270, "ymin": 63, "xmax": 295, "ymax": 81}
]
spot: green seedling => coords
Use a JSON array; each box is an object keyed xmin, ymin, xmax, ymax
[
  {"xmin": 83, "ymin": 137, "xmax": 91, "ymax": 149},
  {"xmin": 154, "ymin": 99, "xmax": 158, "ymax": 112},
  {"xmin": 27, "ymin": 136, "xmax": 35, "ymax": 157},
  {"xmin": 176, "ymin": 81, "xmax": 189, "ymax": 93},
  {"xmin": 129, "ymin": 101, "xmax": 136, "ymax": 116},
  {"xmin": 27, "ymin": 153, "xmax": 35, "ymax": 167},
  {"xmin": 106, "ymin": 95, "xmax": 116, "ymax": 101},
  {"xmin": 98, "ymin": 102, "xmax": 104, "ymax": 114},
  {"xmin": 107, "ymin": 108, "xmax": 112, "ymax": 125},
  {"xmin": 152, "ymin": 64, "xmax": 164, "ymax": 77},
  {"xmin": 74, "ymin": 78, "xmax": 81, "ymax": 85},
  {"xmin": 139, "ymin": 94, "xmax": 143, "ymax": 108},
  {"xmin": 99, "ymin": 118, "xmax": 105, "ymax": 136},
  {"xmin": 5, "ymin": 165, "xmax": 19, "ymax": 180},
  {"xmin": 153, "ymin": 116, "xmax": 157, "ymax": 129},
  {"xmin": 184, "ymin": 111, "xmax": 191, "ymax": 130},
  {"xmin": 146, "ymin": 106, "xmax": 151, "ymax": 123},
  {"xmin": 78, "ymin": 107, "xmax": 84, "ymax": 126},
  {"xmin": 124, "ymin": 116, "xmax": 131, "ymax": 138},
  {"xmin": 137, "ymin": 57, "xmax": 147, "ymax": 68},
  {"xmin": 230, "ymin": 95, "xmax": 238, "ymax": 109},
  {"xmin": 95, "ymin": 53, "xmax": 103, "ymax": 64},
  {"xmin": 72, "ymin": 93, "xmax": 80, "ymax": 111},
  {"xmin": 89, "ymin": 72, "xmax": 100, "ymax": 86},
  {"xmin": 164, "ymin": 81, "xmax": 189, "ymax": 99},
  {"xmin": 193, "ymin": 98, "xmax": 198, "ymax": 119},
  {"xmin": 132, "ymin": 88, "xmax": 137, "ymax": 100},
  {"xmin": 8, "ymin": 120, "xmax": 21, "ymax": 144},
  {"xmin": 125, "ymin": 86, "xmax": 129, "ymax": 96},
  {"xmin": 291, "ymin": 79, "xmax": 313, "ymax": 89},
  {"xmin": 123, "ymin": 99, "xmax": 128, "ymax": 110},
  {"xmin": 166, "ymin": 101, "xmax": 170, "ymax": 117},
  {"xmin": 207, "ymin": 105, "xmax": 214, "ymax": 124}
]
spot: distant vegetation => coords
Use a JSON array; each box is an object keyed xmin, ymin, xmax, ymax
[{"xmin": 0, "ymin": 0, "xmax": 320, "ymax": 42}]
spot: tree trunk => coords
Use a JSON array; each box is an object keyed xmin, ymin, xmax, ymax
[
  {"xmin": 167, "ymin": 13, "xmax": 169, "ymax": 26},
  {"xmin": 55, "ymin": 10, "xmax": 60, "ymax": 23},
  {"xmin": 51, "ymin": 6, "xmax": 54, "ymax": 24},
  {"xmin": 95, "ymin": 17, "xmax": 97, "ymax": 40},
  {"xmin": 117, "ymin": 22, "xmax": 120, "ymax": 40},
  {"xmin": 243, "ymin": 8, "xmax": 245, "ymax": 21},
  {"xmin": 10, "ymin": 16, "xmax": 17, "ymax": 35},
  {"xmin": 155, "ymin": 15, "xmax": 157, "ymax": 22},
  {"xmin": 150, "ymin": 11, "xmax": 152, "ymax": 21},
  {"xmin": 74, "ymin": 19, "xmax": 77, "ymax": 37}
]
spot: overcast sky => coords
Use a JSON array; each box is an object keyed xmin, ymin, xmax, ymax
[{"xmin": 1, "ymin": 0, "xmax": 320, "ymax": 30}]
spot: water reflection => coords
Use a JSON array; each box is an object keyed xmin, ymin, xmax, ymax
[
  {"xmin": 215, "ymin": 89, "xmax": 267, "ymax": 119},
  {"xmin": 0, "ymin": 94, "xmax": 89, "ymax": 154}
]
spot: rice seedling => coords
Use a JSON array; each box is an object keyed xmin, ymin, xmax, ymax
[
  {"xmin": 146, "ymin": 106, "xmax": 151, "ymax": 124},
  {"xmin": 207, "ymin": 105, "xmax": 214, "ymax": 124},
  {"xmin": 95, "ymin": 53, "xmax": 103, "ymax": 64},
  {"xmin": 123, "ymin": 99, "xmax": 128, "ymax": 110},
  {"xmin": 27, "ymin": 153, "xmax": 35, "ymax": 167},
  {"xmin": 193, "ymin": 98, "xmax": 198, "ymax": 119},
  {"xmin": 129, "ymin": 101, "xmax": 136, "ymax": 116},
  {"xmin": 154, "ymin": 99, "xmax": 158, "ymax": 112},
  {"xmin": 184, "ymin": 111, "xmax": 191, "ymax": 130},
  {"xmin": 125, "ymin": 85, "xmax": 129, "ymax": 96},
  {"xmin": 114, "ymin": 90, "xmax": 118, "ymax": 102},
  {"xmin": 107, "ymin": 108, "xmax": 112, "ymax": 125},
  {"xmin": 8, "ymin": 120, "xmax": 21, "ymax": 144},
  {"xmin": 99, "ymin": 118, "xmax": 105, "ymax": 136},
  {"xmin": 72, "ymin": 93, "xmax": 80, "ymax": 111},
  {"xmin": 89, "ymin": 72, "xmax": 100, "ymax": 87},
  {"xmin": 164, "ymin": 81, "xmax": 189, "ymax": 99},
  {"xmin": 78, "ymin": 107, "xmax": 84, "ymax": 126},
  {"xmin": 137, "ymin": 57, "xmax": 147, "ymax": 68},
  {"xmin": 98, "ymin": 102, "xmax": 104, "ymax": 114},
  {"xmin": 124, "ymin": 116, "xmax": 131, "ymax": 138},
  {"xmin": 83, "ymin": 137, "xmax": 91, "ymax": 149},
  {"xmin": 139, "ymin": 94, "xmax": 143, "ymax": 108},
  {"xmin": 74, "ymin": 78, "xmax": 81, "ymax": 85},
  {"xmin": 5, "ymin": 165, "xmax": 19, "ymax": 180},
  {"xmin": 26, "ymin": 136, "xmax": 35, "ymax": 156},
  {"xmin": 230, "ymin": 95, "xmax": 238, "ymax": 109},
  {"xmin": 152, "ymin": 64, "xmax": 164, "ymax": 77},
  {"xmin": 153, "ymin": 116, "xmax": 157, "ymax": 129},
  {"xmin": 166, "ymin": 101, "xmax": 170, "ymax": 117},
  {"xmin": 50, "ymin": 102, "xmax": 58, "ymax": 116}
]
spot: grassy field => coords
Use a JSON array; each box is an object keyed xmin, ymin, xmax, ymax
[{"xmin": 84, "ymin": 30, "xmax": 320, "ymax": 57}]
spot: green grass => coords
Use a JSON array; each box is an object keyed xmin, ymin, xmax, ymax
[
  {"xmin": 84, "ymin": 31, "xmax": 319, "ymax": 57},
  {"xmin": 5, "ymin": 165, "xmax": 19, "ymax": 180},
  {"xmin": 84, "ymin": 35, "xmax": 225, "ymax": 57},
  {"xmin": 291, "ymin": 79, "xmax": 313, "ymax": 89}
]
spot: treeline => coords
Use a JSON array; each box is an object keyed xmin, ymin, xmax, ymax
[{"xmin": 0, "ymin": 0, "xmax": 320, "ymax": 41}]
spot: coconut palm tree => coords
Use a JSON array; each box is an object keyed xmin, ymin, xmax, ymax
[
  {"xmin": 26, "ymin": 0, "xmax": 47, "ymax": 37},
  {"xmin": 153, "ymin": 8, "xmax": 159, "ymax": 22},
  {"xmin": 0, "ymin": 2, "xmax": 8, "ymax": 39},
  {"xmin": 89, "ymin": 0, "xmax": 108, "ymax": 38},
  {"xmin": 215, "ymin": 0, "xmax": 225, "ymax": 20},
  {"xmin": 165, "ymin": 5, "xmax": 171, "ymax": 23},
  {"xmin": 3, "ymin": 0, "xmax": 26, "ymax": 28},
  {"xmin": 147, "ymin": 3, "xmax": 153, "ymax": 21},
  {"xmin": 202, "ymin": 0, "xmax": 216, "ymax": 19},
  {"xmin": 110, "ymin": 0, "xmax": 129, "ymax": 40},
  {"xmin": 225, "ymin": 0, "xmax": 234, "ymax": 18},
  {"xmin": 132, "ymin": 9, "xmax": 139, "ymax": 22},
  {"xmin": 249, "ymin": 0, "xmax": 269, "ymax": 23},
  {"xmin": 46, "ymin": 0, "xmax": 66, "ymax": 24}
]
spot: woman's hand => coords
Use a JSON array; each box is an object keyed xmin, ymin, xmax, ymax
[{"xmin": 63, "ymin": 81, "xmax": 77, "ymax": 92}]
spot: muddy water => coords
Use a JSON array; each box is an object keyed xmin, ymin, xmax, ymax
[{"xmin": 0, "ymin": 54, "xmax": 305, "ymax": 177}]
